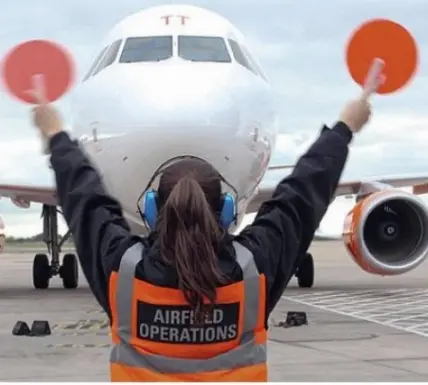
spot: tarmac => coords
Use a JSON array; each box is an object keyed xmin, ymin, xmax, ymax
[{"xmin": 1, "ymin": 241, "xmax": 428, "ymax": 381}]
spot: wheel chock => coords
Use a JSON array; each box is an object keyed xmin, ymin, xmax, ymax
[
  {"xmin": 30, "ymin": 320, "xmax": 51, "ymax": 336},
  {"xmin": 12, "ymin": 321, "xmax": 31, "ymax": 336},
  {"xmin": 276, "ymin": 311, "xmax": 308, "ymax": 328},
  {"xmin": 286, "ymin": 311, "xmax": 308, "ymax": 326}
]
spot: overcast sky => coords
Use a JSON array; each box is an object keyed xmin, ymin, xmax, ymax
[{"xmin": 1, "ymin": 0, "xmax": 428, "ymax": 236}]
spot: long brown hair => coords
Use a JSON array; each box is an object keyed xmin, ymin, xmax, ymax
[{"xmin": 157, "ymin": 158, "xmax": 227, "ymax": 322}]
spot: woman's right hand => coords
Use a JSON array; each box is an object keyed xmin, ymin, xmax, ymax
[
  {"xmin": 339, "ymin": 58, "xmax": 386, "ymax": 134},
  {"xmin": 339, "ymin": 98, "xmax": 372, "ymax": 133}
]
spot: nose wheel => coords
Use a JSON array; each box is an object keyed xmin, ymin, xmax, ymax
[
  {"xmin": 296, "ymin": 253, "xmax": 314, "ymax": 288},
  {"xmin": 59, "ymin": 253, "xmax": 79, "ymax": 289},
  {"xmin": 33, "ymin": 253, "xmax": 50, "ymax": 289},
  {"xmin": 32, "ymin": 205, "xmax": 79, "ymax": 289}
]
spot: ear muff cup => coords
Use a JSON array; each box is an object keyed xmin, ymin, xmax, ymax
[
  {"xmin": 140, "ymin": 191, "xmax": 236, "ymax": 231},
  {"xmin": 141, "ymin": 190, "xmax": 158, "ymax": 230},
  {"xmin": 219, "ymin": 193, "xmax": 235, "ymax": 229}
]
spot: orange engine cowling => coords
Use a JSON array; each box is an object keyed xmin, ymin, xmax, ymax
[{"xmin": 343, "ymin": 190, "xmax": 428, "ymax": 275}]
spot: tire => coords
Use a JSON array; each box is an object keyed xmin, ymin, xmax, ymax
[
  {"xmin": 61, "ymin": 253, "xmax": 79, "ymax": 289},
  {"xmin": 297, "ymin": 253, "xmax": 314, "ymax": 288},
  {"xmin": 33, "ymin": 253, "xmax": 50, "ymax": 289}
]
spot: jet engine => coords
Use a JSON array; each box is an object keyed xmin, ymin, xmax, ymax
[
  {"xmin": 11, "ymin": 198, "xmax": 30, "ymax": 209},
  {"xmin": 342, "ymin": 190, "xmax": 428, "ymax": 275}
]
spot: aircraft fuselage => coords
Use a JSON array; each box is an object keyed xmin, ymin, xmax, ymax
[{"xmin": 70, "ymin": 4, "xmax": 279, "ymax": 234}]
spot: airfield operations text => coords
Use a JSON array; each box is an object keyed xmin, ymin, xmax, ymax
[{"xmin": 137, "ymin": 302, "xmax": 240, "ymax": 344}]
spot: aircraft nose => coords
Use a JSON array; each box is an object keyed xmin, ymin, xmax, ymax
[{"xmin": 123, "ymin": 63, "xmax": 240, "ymax": 129}]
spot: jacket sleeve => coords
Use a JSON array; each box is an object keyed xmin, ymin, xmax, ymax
[
  {"xmin": 49, "ymin": 131, "xmax": 140, "ymax": 314},
  {"xmin": 235, "ymin": 121, "xmax": 353, "ymax": 314}
]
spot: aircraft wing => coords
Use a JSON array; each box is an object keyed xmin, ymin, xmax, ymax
[
  {"xmin": 0, "ymin": 183, "xmax": 57, "ymax": 207},
  {"xmin": 246, "ymin": 170, "xmax": 428, "ymax": 214},
  {"xmin": 1, "ymin": 169, "xmax": 428, "ymax": 215}
]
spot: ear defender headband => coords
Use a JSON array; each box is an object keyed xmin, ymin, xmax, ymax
[{"xmin": 137, "ymin": 157, "xmax": 238, "ymax": 231}]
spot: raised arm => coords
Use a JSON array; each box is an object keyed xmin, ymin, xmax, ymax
[
  {"xmin": 30, "ymin": 95, "xmax": 138, "ymax": 314},
  {"xmin": 50, "ymin": 132, "xmax": 139, "ymax": 312},
  {"xmin": 236, "ymin": 98, "xmax": 372, "ymax": 313}
]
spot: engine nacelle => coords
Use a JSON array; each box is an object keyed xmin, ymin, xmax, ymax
[
  {"xmin": 343, "ymin": 190, "xmax": 428, "ymax": 275},
  {"xmin": 11, "ymin": 198, "xmax": 30, "ymax": 209}
]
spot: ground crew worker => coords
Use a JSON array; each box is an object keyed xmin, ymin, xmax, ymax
[{"xmin": 30, "ymin": 88, "xmax": 372, "ymax": 381}]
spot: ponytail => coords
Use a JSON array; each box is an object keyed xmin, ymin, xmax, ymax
[{"xmin": 158, "ymin": 176, "xmax": 226, "ymax": 323}]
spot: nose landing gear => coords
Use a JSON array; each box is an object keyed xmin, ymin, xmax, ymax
[{"xmin": 32, "ymin": 205, "xmax": 79, "ymax": 289}]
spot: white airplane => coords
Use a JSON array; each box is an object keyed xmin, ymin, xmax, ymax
[
  {"xmin": 314, "ymin": 197, "xmax": 356, "ymax": 240},
  {"xmin": 1, "ymin": 4, "xmax": 428, "ymax": 290}
]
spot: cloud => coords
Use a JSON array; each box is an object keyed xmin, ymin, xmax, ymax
[
  {"xmin": 1, "ymin": 0, "xmax": 428, "ymax": 236},
  {"xmin": 271, "ymin": 107, "xmax": 428, "ymax": 178}
]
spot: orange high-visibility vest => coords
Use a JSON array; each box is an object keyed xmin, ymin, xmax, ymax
[{"xmin": 108, "ymin": 241, "xmax": 267, "ymax": 382}]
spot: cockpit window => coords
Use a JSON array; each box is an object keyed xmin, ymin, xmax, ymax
[
  {"xmin": 178, "ymin": 36, "xmax": 231, "ymax": 63},
  {"xmin": 228, "ymin": 39, "xmax": 262, "ymax": 78},
  {"xmin": 241, "ymin": 44, "xmax": 267, "ymax": 81},
  {"xmin": 82, "ymin": 46, "xmax": 109, "ymax": 81},
  {"xmin": 228, "ymin": 39, "xmax": 253, "ymax": 72},
  {"xmin": 119, "ymin": 36, "xmax": 173, "ymax": 63},
  {"xmin": 92, "ymin": 39, "xmax": 122, "ymax": 76}
]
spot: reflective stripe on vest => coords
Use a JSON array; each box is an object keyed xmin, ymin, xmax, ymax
[{"xmin": 109, "ymin": 241, "xmax": 267, "ymax": 377}]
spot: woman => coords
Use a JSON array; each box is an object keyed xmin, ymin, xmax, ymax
[{"xmin": 31, "ymin": 93, "xmax": 371, "ymax": 381}]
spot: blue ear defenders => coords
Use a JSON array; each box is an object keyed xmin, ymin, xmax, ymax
[
  {"xmin": 219, "ymin": 193, "xmax": 236, "ymax": 229},
  {"xmin": 140, "ymin": 190, "xmax": 236, "ymax": 231},
  {"xmin": 137, "ymin": 157, "xmax": 238, "ymax": 231},
  {"xmin": 141, "ymin": 189, "xmax": 158, "ymax": 231}
]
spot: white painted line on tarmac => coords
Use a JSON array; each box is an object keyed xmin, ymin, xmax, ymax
[{"xmin": 282, "ymin": 290, "xmax": 428, "ymax": 338}]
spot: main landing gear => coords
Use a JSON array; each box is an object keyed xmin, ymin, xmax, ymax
[
  {"xmin": 295, "ymin": 253, "xmax": 314, "ymax": 288},
  {"xmin": 32, "ymin": 205, "xmax": 79, "ymax": 290}
]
